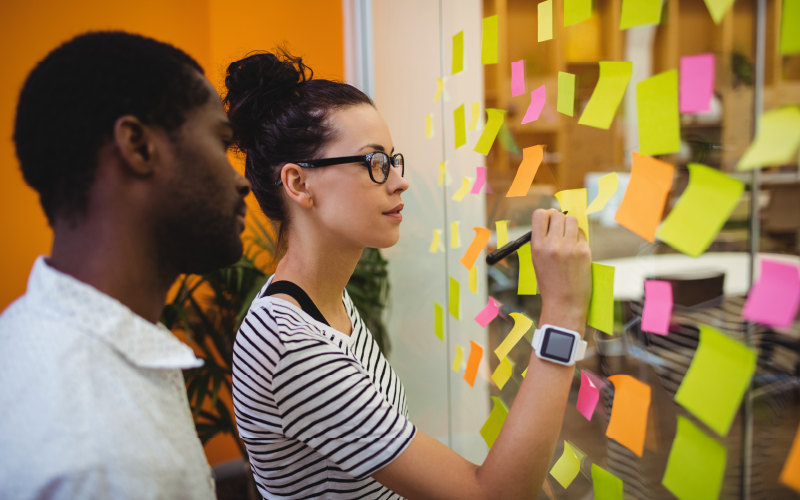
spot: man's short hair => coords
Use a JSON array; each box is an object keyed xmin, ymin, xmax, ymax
[{"xmin": 13, "ymin": 31, "xmax": 211, "ymax": 224}]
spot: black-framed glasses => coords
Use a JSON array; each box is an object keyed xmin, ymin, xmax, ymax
[{"xmin": 276, "ymin": 151, "xmax": 405, "ymax": 185}]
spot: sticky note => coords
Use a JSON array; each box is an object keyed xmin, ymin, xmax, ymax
[
  {"xmin": 703, "ymin": 0, "xmax": 735, "ymax": 24},
  {"xmin": 506, "ymin": 145, "xmax": 544, "ymax": 197},
  {"xmin": 429, "ymin": 229, "xmax": 442, "ymax": 253},
  {"xmin": 680, "ymin": 54, "xmax": 715, "ymax": 113},
  {"xmin": 517, "ymin": 242, "xmax": 539, "ymax": 295},
  {"xmin": 557, "ymin": 72, "xmax": 576, "ymax": 116},
  {"xmin": 781, "ymin": 0, "xmax": 800, "ymax": 55},
  {"xmin": 492, "ymin": 357, "xmax": 513, "ymax": 390},
  {"xmin": 780, "ymin": 421, "xmax": 800, "ymax": 493},
  {"xmin": 554, "ymin": 188, "xmax": 589, "ymax": 242},
  {"xmin": 656, "ymin": 163, "xmax": 744, "ymax": 258},
  {"xmin": 497, "ymin": 123, "xmax": 519, "ymax": 153},
  {"xmin": 481, "ymin": 15, "xmax": 499, "ymax": 64},
  {"xmin": 449, "ymin": 276, "xmax": 461, "ymax": 320},
  {"xmin": 522, "ymin": 85, "xmax": 547, "ymax": 124},
  {"xmin": 620, "ymin": 0, "xmax": 662, "ymax": 29},
  {"xmin": 452, "ymin": 177, "xmax": 472, "ymax": 202},
  {"xmin": 642, "ymin": 280, "xmax": 672, "ymax": 335},
  {"xmin": 470, "ymin": 167, "xmax": 487, "ymax": 194},
  {"xmin": 637, "ymin": 70, "xmax": 680, "ymax": 156},
  {"xmin": 565, "ymin": 0, "xmax": 592, "ymax": 26},
  {"xmin": 737, "ymin": 106, "xmax": 800, "ymax": 170},
  {"xmin": 438, "ymin": 162, "xmax": 446, "ymax": 186},
  {"xmin": 434, "ymin": 78, "xmax": 444, "ymax": 102},
  {"xmin": 425, "ymin": 114, "xmax": 433, "ymax": 138},
  {"xmin": 586, "ymin": 172, "xmax": 619, "ymax": 214},
  {"xmin": 614, "ymin": 153, "xmax": 674, "ymax": 241},
  {"xmin": 496, "ymin": 220, "xmax": 509, "ymax": 247},
  {"xmin": 743, "ymin": 259, "xmax": 800, "ymax": 329},
  {"xmin": 538, "ymin": 0, "xmax": 554, "ymax": 41},
  {"xmin": 577, "ymin": 370, "xmax": 600, "ymax": 420},
  {"xmin": 522, "ymin": 367, "xmax": 528, "ymax": 378},
  {"xmin": 480, "ymin": 396, "xmax": 508, "ymax": 448},
  {"xmin": 453, "ymin": 104, "xmax": 467, "ymax": 149},
  {"xmin": 662, "ymin": 416, "xmax": 727, "ymax": 500},
  {"xmin": 452, "ymin": 31, "xmax": 464, "ymax": 75},
  {"xmin": 675, "ymin": 324, "xmax": 757, "ymax": 436},
  {"xmin": 434, "ymin": 302, "xmax": 444, "ymax": 341},
  {"xmin": 452, "ymin": 345, "xmax": 464, "ymax": 372},
  {"xmin": 464, "ymin": 340, "xmax": 484, "ymax": 387},
  {"xmin": 451, "ymin": 221, "xmax": 461, "ymax": 248},
  {"xmin": 469, "ymin": 102, "xmax": 481, "ymax": 130},
  {"xmin": 550, "ymin": 441, "xmax": 581, "ymax": 488},
  {"xmin": 606, "ymin": 374, "xmax": 650, "ymax": 457},
  {"xmin": 495, "ymin": 312, "xmax": 534, "ymax": 361},
  {"xmin": 469, "ymin": 265, "xmax": 478, "ymax": 293},
  {"xmin": 474, "ymin": 109, "xmax": 506, "ymax": 155},
  {"xmin": 588, "ymin": 263, "xmax": 614, "ymax": 335},
  {"xmin": 475, "ymin": 297, "xmax": 501, "ymax": 327},
  {"xmin": 579, "ymin": 62, "xmax": 632, "ymax": 129},
  {"xmin": 592, "ymin": 465, "xmax": 623, "ymax": 500},
  {"xmin": 512, "ymin": 60, "xmax": 525, "ymax": 96}
]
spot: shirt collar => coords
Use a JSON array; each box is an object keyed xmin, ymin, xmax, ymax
[{"xmin": 26, "ymin": 256, "xmax": 203, "ymax": 370}]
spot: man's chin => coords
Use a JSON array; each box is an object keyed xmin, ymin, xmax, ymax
[{"xmin": 179, "ymin": 238, "xmax": 244, "ymax": 276}]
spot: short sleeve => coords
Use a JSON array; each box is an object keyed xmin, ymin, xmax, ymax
[{"xmin": 273, "ymin": 336, "xmax": 416, "ymax": 479}]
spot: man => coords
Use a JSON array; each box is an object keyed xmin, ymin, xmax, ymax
[{"xmin": 0, "ymin": 31, "xmax": 250, "ymax": 499}]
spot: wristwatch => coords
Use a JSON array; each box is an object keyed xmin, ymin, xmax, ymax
[{"xmin": 531, "ymin": 324, "xmax": 587, "ymax": 366}]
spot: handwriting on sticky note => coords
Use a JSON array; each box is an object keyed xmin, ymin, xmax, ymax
[
  {"xmin": 450, "ymin": 221, "xmax": 460, "ymax": 248},
  {"xmin": 781, "ymin": 0, "xmax": 800, "ymax": 55},
  {"xmin": 434, "ymin": 302, "xmax": 444, "ymax": 341},
  {"xmin": 555, "ymin": 188, "xmax": 589, "ymax": 242},
  {"xmin": 469, "ymin": 102, "xmax": 481, "ymax": 130},
  {"xmin": 737, "ymin": 106, "xmax": 800, "ymax": 170},
  {"xmin": 469, "ymin": 265, "xmax": 478, "ymax": 293},
  {"xmin": 481, "ymin": 15, "xmax": 499, "ymax": 64},
  {"xmin": 614, "ymin": 153, "xmax": 674, "ymax": 241},
  {"xmin": 620, "ymin": 0, "xmax": 662, "ymax": 29},
  {"xmin": 577, "ymin": 370, "xmax": 600, "ymax": 420},
  {"xmin": 642, "ymin": 280, "xmax": 672, "ymax": 335},
  {"xmin": 475, "ymin": 297, "xmax": 501, "ymax": 327},
  {"xmin": 454, "ymin": 104, "xmax": 466, "ymax": 149},
  {"xmin": 464, "ymin": 340, "xmax": 484, "ymax": 387},
  {"xmin": 588, "ymin": 263, "xmax": 614, "ymax": 335},
  {"xmin": 434, "ymin": 78, "xmax": 444, "ymax": 102},
  {"xmin": 538, "ymin": 0, "xmax": 554, "ymax": 41},
  {"xmin": 474, "ymin": 109, "xmax": 506, "ymax": 155},
  {"xmin": 743, "ymin": 259, "xmax": 800, "ymax": 329},
  {"xmin": 517, "ymin": 242, "xmax": 539, "ymax": 295},
  {"xmin": 606, "ymin": 375, "xmax": 650, "ymax": 456},
  {"xmin": 780, "ymin": 421, "xmax": 800, "ymax": 493},
  {"xmin": 680, "ymin": 54, "xmax": 715, "ymax": 113},
  {"xmin": 637, "ymin": 70, "xmax": 680, "ymax": 156},
  {"xmin": 550, "ymin": 441, "xmax": 581, "ymax": 488},
  {"xmin": 656, "ymin": 163, "xmax": 744, "ymax": 257},
  {"xmin": 592, "ymin": 464, "xmax": 623, "ymax": 500},
  {"xmin": 452, "ymin": 177, "xmax": 472, "ymax": 202},
  {"xmin": 495, "ymin": 312, "xmax": 534, "ymax": 361},
  {"xmin": 496, "ymin": 220, "xmax": 509, "ymax": 248},
  {"xmin": 506, "ymin": 145, "xmax": 544, "ymax": 197},
  {"xmin": 491, "ymin": 357, "xmax": 513, "ymax": 390},
  {"xmin": 470, "ymin": 167, "xmax": 487, "ymax": 194},
  {"xmin": 452, "ymin": 345, "xmax": 464, "ymax": 372},
  {"xmin": 480, "ymin": 396, "xmax": 508, "ymax": 448},
  {"xmin": 452, "ymin": 31, "xmax": 464, "ymax": 75},
  {"xmin": 425, "ymin": 114, "xmax": 433, "ymax": 138},
  {"xmin": 558, "ymin": 72, "xmax": 576, "ymax": 116},
  {"xmin": 449, "ymin": 276, "xmax": 460, "ymax": 320},
  {"xmin": 511, "ymin": 60, "xmax": 525, "ymax": 96},
  {"xmin": 586, "ymin": 173, "xmax": 619, "ymax": 214},
  {"xmin": 703, "ymin": 0, "xmax": 735, "ymax": 24},
  {"xmin": 675, "ymin": 324, "xmax": 757, "ymax": 436},
  {"xmin": 662, "ymin": 416, "xmax": 727, "ymax": 500},
  {"xmin": 579, "ymin": 62, "xmax": 632, "ymax": 129},
  {"xmin": 429, "ymin": 229, "xmax": 442, "ymax": 253},
  {"xmin": 522, "ymin": 85, "xmax": 546, "ymax": 124},
  {"xmin": 565, "ymin": 0, "xmax": 592, "ymax": 26}
]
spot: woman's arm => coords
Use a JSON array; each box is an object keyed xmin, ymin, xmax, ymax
[{"xmin": 372, "ymin": 209, "xmax": 592, "ymax": 499}]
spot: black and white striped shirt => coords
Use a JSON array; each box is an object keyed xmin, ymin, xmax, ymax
[{"xmin": 233, "ymin": 279, "xmax": 415, "ymax": 499}]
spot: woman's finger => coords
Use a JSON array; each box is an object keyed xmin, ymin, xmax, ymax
[
  {"xmin": 531, "ymin": 209, "xmax": 551, "ymax": 242},
  {"xmin": 546, "ymin": 210, "xmax": 565, "ymax": 239},
  {"xmin": 564, "ymin": 216, "xmax": 579, "ymax": 242}
]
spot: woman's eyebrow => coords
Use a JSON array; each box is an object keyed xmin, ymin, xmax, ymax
[{"xmin": 362, "ymin": 143, "xmax": 395, "ymax": 154}]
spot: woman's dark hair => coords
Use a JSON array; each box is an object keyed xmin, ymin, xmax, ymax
[{"xmin": 223, "ymin": 49, "xmax": 374, "ymax": 241}]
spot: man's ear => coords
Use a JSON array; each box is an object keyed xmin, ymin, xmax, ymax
[
  {"xmin": 113, "ymin": 115, "xmax": 157, "ymax": 177},
  {"xmin": 281, "ymin": 163, "xmax": 314, "ymax": 209}
]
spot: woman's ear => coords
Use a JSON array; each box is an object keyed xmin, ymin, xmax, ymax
[{"xmin": 281, "ymin": 163, "xmax": 314, "ymax": 209}]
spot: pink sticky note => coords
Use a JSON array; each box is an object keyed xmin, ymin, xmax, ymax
[
  {"xmin": 680, "ymin": 53, "xmax": 715, "ymax": 113},
  {"xmin": 470, "ymin": 167, "xmax": 487, "ymax": 194},
  {"xmin": 511, "ymin": 60, "xmax": 525, "ymax": 97},
  {"xmin": 541, "ymin": 99, "xmax": 557, "ymax": 123},
  {"xmin": 475, "ymin": 297, "xmax": 501, "ymax": 327},
  {"xmin": 584, "ymin": 370, "xmax": 608, "ymax": 417},
  {"xmin": 521, "ymin": 85, "xmax": 546, "ymax": 124},
  {"xmin": 642, "ymin": 280, "xmax": 673, "ymax": 335},
  {"xmin": 577, "ymin": 370, "xmax": 600, "ymax": 421},
  {"xmin": 743, "ymin": 259, "xmax": 800, "ymax": 329}
]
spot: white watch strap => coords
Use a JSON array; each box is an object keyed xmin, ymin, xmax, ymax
[
  {"xmin": 576, "ymin": 340, "xmax": 587, "ymax": 361},
  {"xmin": 533, "ymin": 326, "xmax": 587, "ymax": 363}
]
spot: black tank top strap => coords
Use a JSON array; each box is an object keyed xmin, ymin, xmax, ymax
[{"xmin": 262, "ymin": 280, "xmax": 330, "ymax": 326}]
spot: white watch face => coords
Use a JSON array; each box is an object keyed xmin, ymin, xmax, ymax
[{"xmin": 540, "ymin": 327, "xmax": 577, "ymax": 363}]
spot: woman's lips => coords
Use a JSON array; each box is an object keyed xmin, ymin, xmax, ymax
[{"xmin": 384, "ymin": 212, "xmax": 403, "ymax": 221}]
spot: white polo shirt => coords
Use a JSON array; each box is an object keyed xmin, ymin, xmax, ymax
[{"xmin": 0, "ymin": 257, "xmax": 215, "ymax": 500}]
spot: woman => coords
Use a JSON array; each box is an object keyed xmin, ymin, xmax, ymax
[{"xmin": 227, "ymin": 50, "xmax": 591, "ymax": 500}]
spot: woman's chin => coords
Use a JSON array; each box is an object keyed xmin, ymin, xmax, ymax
[{"xmin": 366, "ymin": 230, "xmax": 401, "ymax": 249}]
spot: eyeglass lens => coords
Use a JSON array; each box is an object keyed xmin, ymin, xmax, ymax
[{"xmin": 369, "ymin": 153, "xmax": 404, "ymax": 182}]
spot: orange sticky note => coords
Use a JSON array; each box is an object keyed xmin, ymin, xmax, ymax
[
  {"xmin": 614, "ymin": 153, "xmax": 674, "ymax": 242},
  {"xmin": 506, "ymin": 145, "xmax": 544, "ymax": 197},
  {"xmin": 464, "ymin": 340, "xmax": 484, "ymax": 387},
  {"xmin": 781, "ymin": 421, "xmax": 800, "ymax": 493},
  {"xmin": 606, "ymin": 375, "xmax": 651, "ymax": 457},
  {"xmin": 460, "ymin": 227, "xmax": 491, "ymax": 270}
]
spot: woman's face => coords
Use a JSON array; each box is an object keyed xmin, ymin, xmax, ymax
[{"xmin": 302, "ymin": 104, "xmax": 409, "ymax": 250}]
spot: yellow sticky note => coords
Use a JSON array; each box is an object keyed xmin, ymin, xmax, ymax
[
  {"xmin": 434, "ymin": 78, "xmax": 444, "ymax": 102},
  {"xmin": 620, "ymin": 0, "xmax": 663, "ymax": 29},
  {"xmin": 469, "ymin": 265, "xmax": 478, "ymax": 293},
  {"xmin": 452, "ymin": 31, "xmax": 464, "ymax": 75},
  {"xmin": 429, "ymin": 229, "xmax": 442, "ymax": 253},
  {"xmin": 554, "ymin": 188, "xmax": 589, "ymax": 242},
  {"xmin": 434, "ymin": 302, "xmax": 444, "ymax": 341},
  {"xmin": 606, "ymin": 375, "xmax": 650, "ymax": 457},
  {"xmin": 438, "ymin": 162, "xmax": 446, "ymax": 186},
  {"xmin": 469, "ymin": 102, "xmax": 481, "ymax": 130},
  {"xmin": 496, "ymin": 220, "xmax": 509, "ymax": 247},
  {"xmin": 481, "ymin": 15, "xmax": 499, "ymax": 64},
  {"xmin": 586, "ymin": 173, "xmax": 619, "ymax": 214},
  {"xmin": 703, "ymin": 0, "xmax": 735, "ymax": 24},
  {"xmin": 538, "ymin": 0, "xmax": 554, "ymax": 41},
  {"xmin": 474, "ymin": 109, "xmax": 506, "ymax": 155},
  {"xmin": 588, "ymin": 262, "xmax": 614, "ymax": 335},
  {"xmin": 558, "ymin": 72, "xmax": 576, "ymax": 116},
  {"xmin": 495, "ymin": 312, "xmax": 534, "ymax": 361},
  {"xmin": 637, "ymin": 70, "xmax": 680, "ymax": 156},
  {"xmin": 450, "ymin": 221, "xmax": 461, "ymax": 248},
  {"xmin": 738, "ymin": 106, "xmax": 800, "ymax": 170},
  {"xmin": 522, "ymin": 367, "xmax": 528, "ymax": 377},
  {"xmin": 452, "ymin": 177, "xmax": 472, "ymax": 202},
  {"xmin": 781, "ymin": 0, "xmax": 800, "ymax": 55},
  {"xmin": 517, "ymin": 242, "xmax": 538, "ymax": 295},
  {"xmin": 492, "ymin": 357, "xmax": 513, "ymax": 390},
  {"xmin": 656, "ymin": 163, "xmax": 744, "ymax": 257},
  {"xmin": 550, "ymin": 441, "xmax": 581, "ymax": 489},
  {"xmin": 480, "ymin": 396, "xmax": 508, "ymax": 449},
  {"xmin": 507, "ymin": 145, "xmax": 544, "ymax": 197},
  {"xmin": 454, "ymin": 104, "xmax": 466, "ymax": 149},
  {"xmin": 592, "ymin": 464, "xmax": 624, "ymax": 500},
  {"xmin": 662, "ymin": 416, "xmax": 727, "ymax": 500},
  {"xmin": 449, "ymin": 276, "xmax": 460, "ymax": 320},
  {"xmin": 452, "ymin": 345, "xmax": 464, "ymax": 372},
  {"xmin": 564, "ymin": 0, "xmax": 592, "ymax": 26},
  {"xmin": 425, "ymin": 114, "xmax": 433, "ymax": 138},
  {"xmin": 780, "ymin": 421, "xmax": 800, "ymax": 493},
  {"xmin": 579, "ymin": 62, "xmax": 632, "ymax": 129}
]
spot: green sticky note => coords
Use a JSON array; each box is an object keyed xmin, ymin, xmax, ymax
[
  {"xmin": 452, "ymin": 31, "xmax": 464, "ymax": 75},
  {"xmin": 656, "ymin": 164, "xmax": 744, "ymax": 257},
  {"xmin": 588, "ymin": 262, "xmax": 614, "ymax": 334},
  {"xmin": 579, "ymin": 62, "xmax": 632, "ymax": 129},
  {"xmin": 454, "ymin": 104, "xmax": 467, "ymax": 149},
  {"xmin": 737, "ymin": 106, "xmax": 800, "ymax": 170},
  {"xmin": 564, "ymin": 0, "xmax": 592, "ymax": 26},
  {"xmin": 481, "ymin": 15, "xmax": 499, "ymax": 64},
  {"xmin": 592, "ymin": 464, "xmax": 624, "ymax": 500},
  {"xmin": 557, "ymin": 72, "xmax": 576, "ymax": 116},
  {"xmin": 662, "ymin": 416, "xmax": 727, "ymax": 500},
  {"xmin": 782, "ymin": 0, "xmax": 800, "ymax": 54},
  {"xmin": 675, "ymin": 325, "xmax": 757, "ymax": 436},
  {"xmin": 538, "ymin": 0, "xmax": 554, "ymax": 42},
  {"xmin": 703, "ymin": 0, "xmax": 735, "ymax": 24},
  {"xmin": 620, "ymin": 0, "xmax": 663, "ymax": 29},
  {"xmin": 517, "ymin": 242, "xmax": 538, "ymax": 295},
  {"xmin": 550, "ymin": 441, "xmax": 581, "ymax": 488},
  {"xmin": 449, "ymin": 276, "xmax": 460, "ymax": 320},
  {"xmin": 434, "ymin": 302, "xmax": 444, "ymax": 341},
  {"xmin": 497, "ymin": 122, "xmax": 520, "ymax": 153},
  {"xmin": 474, "ymin": 109, "xmax": 506, "ymax": 155},
  {"xmin": 637, "ymin": 70, "xmax": 680, "ymax": 156},
  {"xmin": 480, "ymin": 396, "xmax": 509, "ymax": 449}
]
